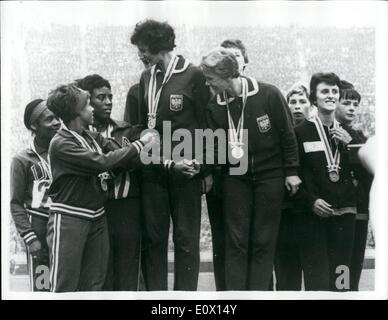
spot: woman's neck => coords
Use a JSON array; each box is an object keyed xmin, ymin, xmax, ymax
[
  {"xmin": 34, "ymin": 134, "xmax": 50, "ymax": 150},
  {"xmin": 318, "ymin": 108, "xmax": 335, "ymax": 127},
  {"xmin": 159, "ymin": 51, "xmax": 174, "ymax": 72},
  {"xmin": 226, "ymin": 77, "xmax": 242, "ymax": 97},
  {"xmin": 67, "ymin": 118, "xmax": 86, "ymax": 134},
  {"xmin": 93, "ymin": 117, "xmax": 109, "ymax": 131}
]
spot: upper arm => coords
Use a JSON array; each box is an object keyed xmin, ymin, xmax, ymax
[{"xmin": 10, "ymin": 157, "xmax": 28, "ymax": 206}]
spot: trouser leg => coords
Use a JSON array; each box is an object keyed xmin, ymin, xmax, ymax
[
  {"xmin": 170, "ymin": 173, "xmax": 202, "ymax": 291},
  {"xmin": 327, "ymin": 213, "xmax": 356, "ymax": 291},
  {"xmin": 248, "ymin": 177, "xmax": 283, "ymax": 290},
  {"xmin": 27, "ymin": 215, "xmax": 50, "ymax": 291},
  {"xmin": 223, "ymin": 176, "xmax": 252, "ymax": 290},
  {"xmin": 350, "ymin": 219, "xmax": 369, "ymax": 291},
  {"xmin": 274, "ymin": 209, "xmax": 302, "ymax": 291},
  {"xmin": 78, "ymin": 216, "xmax": 109, "ymax": 291},
  {"xmin": 297, "ymin": 213, "xmax": 330, "ymax": 291},
  {"xmin": 47, "ymin": 213, "xmax": 89, "ymax": 292},
  {"xmin": 141, "ymin": 168, "xmax": 170, "ymax": 291},
  {"xmin": 104, "ymin": 197, "xmax": 141, "ymax": 291},
  {"xmin": 206, "ymin": 190, "xmax": 225, "ymax": 291}
]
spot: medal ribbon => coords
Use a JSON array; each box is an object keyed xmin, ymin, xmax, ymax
[
  {"xmin": 88, "ymin": 124, "xmax": 130, "ymax": 199},
  {"xmin": 224, "ymin": 77, "xmax": 248, "ymax": 149},
  {"xmin": 147, "ymin": 55, "xmax": 180, "ymax": 121},
  {"xmin": 312, "ymin": 116, "xmax": 341, "ymax": 171}
]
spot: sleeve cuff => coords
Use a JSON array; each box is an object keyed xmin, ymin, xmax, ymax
[
  {"xmin": 285, "ymin": 167, "xmax": 298, "ymax": 177},
  {"xmin": 132, "ymin": 140, "xmax": 144, "ymax": 154},
  {"xmin": 23, "ymin": 232, "xmax": 38, "ymax": 246}
]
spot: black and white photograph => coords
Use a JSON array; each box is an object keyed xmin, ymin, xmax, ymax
[{"xmin": 1, "ymin": 0, "xmax": 388, "ymax": 301}]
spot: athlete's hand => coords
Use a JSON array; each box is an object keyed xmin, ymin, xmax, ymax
[
  {"xmin": 140, "ymin": 132, "xmax": 160, "ymax": 146},
  {"xmin": 174, "ymin": 160, "xmax": 196, "ymax": 178},
  {"xmin": 330, "ymin": 127, "xmax": 352, "ymax": 145},
  {"xmin": 28, "ymin": 239, "xmax": 42, "ymax": 253},
  {"xmin": 285, "ymin": 175, "xmax": 302, "ymax": 196},
  {"xmin": 174, "ymin": 159, "xmax": 200, "ymax": 178},
  {"xmin": 313, "ymin": 199, "xmax": 334, "ymax": 218}
]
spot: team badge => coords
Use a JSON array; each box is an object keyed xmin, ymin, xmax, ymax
[
  {"xmin": 256, "ymin": 114, "xmax": 271, "ymax": 133},
  {"xmin": 170, "ymin": 94, "xmax": 183, "ymax": 111},
  {"xmin": 122, "ymin": 136, "xmax": 131, "ymax": 147}
]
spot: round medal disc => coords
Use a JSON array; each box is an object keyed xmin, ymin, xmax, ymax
[
  {"xmin": 231, "ymin": 146, "xmax": 244, "ymax": 159},
  {"xmin": 329, "ymin": 171, "xmax": 340, "ymax": 183}
]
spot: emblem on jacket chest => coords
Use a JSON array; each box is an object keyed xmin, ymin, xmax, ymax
[
  {"xmin": 170, "ymin": 94, "xmax": 183, "ymax": 111},
  {"xmin": 256, "ymin": 114, "xmax": 271, "ymax": 133}
]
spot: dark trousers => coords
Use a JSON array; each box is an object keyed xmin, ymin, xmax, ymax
[
  {"xmin": 47, "ymin": 213, "xmax": 109, "ymax": 292},
  {"xmin": 206, "ymin": 188, "xmax": 225, "ymax": 291},
  {"xmin": 103, "ymin": 197, "xmax": 141, "ymax": 291},
  {"xmin": 222, "ymin": 176, "xmax": 284, "ymax": 290},
  {"xmin": 350, "ymin": 219, "xmax": 369, "ymax": 291},
  {"xmin": 297, "ymin": 213, "xmax": 356, "ymax": 291},
  {"xmin": 274, "ymin": 209, "xmax": 302, "ymax": 290},
  {"xmin": 141, "ymin": 168, "xmax": 202, "ymax": 291},
  {"xmin": 26, "ymin": 215, "xmax": 50, "ymax": 291}
]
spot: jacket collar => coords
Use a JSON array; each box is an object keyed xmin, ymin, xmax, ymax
[
  {"xmin": 216, "ymin": 76, "xmax": 259, "ymax": 106},
  {"xmin": 26, "ymin": 139, "xmax": 47, "ymax": 156},
  {"xmin": 154, "ymin": 55, "xmax": 190, "ymax": 75}
]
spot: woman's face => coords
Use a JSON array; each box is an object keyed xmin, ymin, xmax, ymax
[
  {"xmin": 79, "ymin": 97, "xmax": 95, "ymax": 126},
  {"xmin": 223, "ymin": 47, "xmax": 246, "ymax": 74},
  {"xmin": 336, "ymin": 98, "xmax": 359, "ymax": 124},
  {"xmin": 90, "ymin": 86, "xmax": 113, "ymax": 122},
  {"xmin": 288, "ymin": 92, "xmax": 311, "ymax": 123},
  {"xmin": 203, "ymin": 69, "xmax": 230, "ymax": 94},
  {"xmin": 137, "ymin": 44, "xmax": 161, "ymax": 66},
  {"xmin": 315, "ymin": 82, "xmax": 340, "ymax": 112}
]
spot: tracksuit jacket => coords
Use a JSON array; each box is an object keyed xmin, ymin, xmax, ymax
[
  {"xmin": 294, "ymin": 119, "xmax": 357, "ymax": 213},
  {"xmin": 138, "ymin": 55, "xmax": 210, "ymax": 160},
  {"xmin": 205, "ymin": 76, "xmax": 299, "ymax": 180},
  {"xmin": 48, "ymin": 128, "xmax": 144, "ymax": 220},
  {"xmin": 10, "ymin": 144, "xmax": 51, "ymax": 245}
]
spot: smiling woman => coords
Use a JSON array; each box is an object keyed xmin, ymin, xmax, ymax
[{"xmin": 294, "ymin": 72, "xmax": 359, "ymax": 291}]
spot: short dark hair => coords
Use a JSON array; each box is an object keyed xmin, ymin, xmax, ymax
[
  {"xmin": 309, "ymin": 72, "xmax": 341, "ymax": 105},
  {"xmin": 220, "ymin": 39, "xmax": 249, "ymax": 64},
  {"xmin": 47, "ymin": 84, "xmax": 87, "ymax": 124},
  {"xmin": 24, "ymin": 98, "xmax": 44, "ymax": 131},
  {"xmin": 130, "ymin": 19, "xmax": 176, "ymax": 54},
  {"xmin": 75, "ymin": 74, "xmax": 111, "ymax": 95},
  {"xmin": 339, "ymin": 80, "xmax": 361, "ymax": 102}
]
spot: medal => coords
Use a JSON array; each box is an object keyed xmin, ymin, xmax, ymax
[
  {"xmin": 98, "ymin": 172, "xmax": 110, "ymax": 192},
  {"xmin": 312, "ymin": 116, "xmax": 342, "ymax": 184},
  {"xmin": 328, "ymin": 170, "xmax": 340, "ymax": 183},
  {"xmin": 148, "ymin": 113, "xmax": 156, "ymax": 129},
  {"xmin": 225, "ymin": 77, "xmax": 248, "ymax": 161},
  {"xmin": 147, "ymin": 55, "xmax": 179, "ymax": 130},
  {"xmin": 231, "ymin": 145, "xmax": 244, "ymax": 159}
]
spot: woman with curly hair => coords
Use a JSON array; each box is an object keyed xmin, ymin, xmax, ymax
[{"xmin": 130, "ymin": 19, "xmax": 210, "ymax": 291}]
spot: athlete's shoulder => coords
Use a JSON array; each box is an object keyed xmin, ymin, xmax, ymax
[
  {"xmin": 295, "ymin": 118, "xmax": 315, "ymax": 136},
  {"xmin": 12, "ymin": 148, "xmax": 33, "ymax": 165}
]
